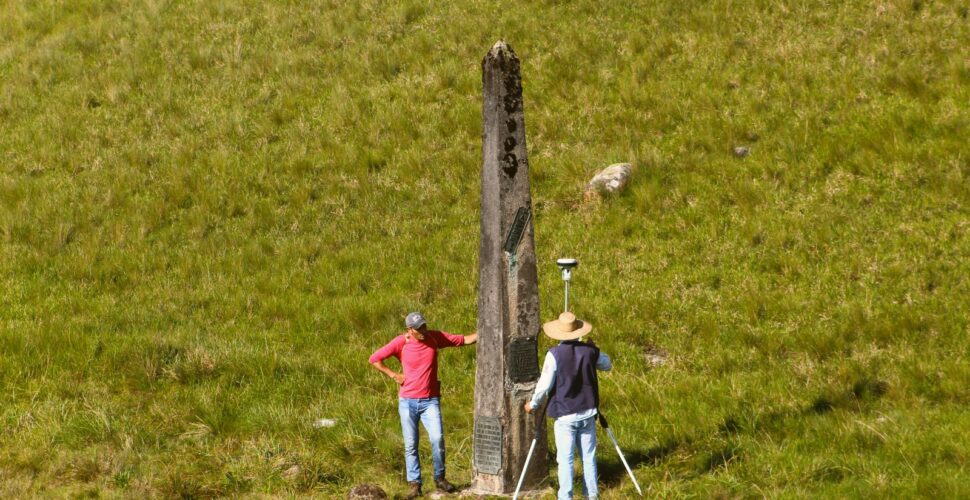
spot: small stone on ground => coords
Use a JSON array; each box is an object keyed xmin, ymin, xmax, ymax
[
  {"xmin": 282, "ymin": 465, "xmax": 301, "ymax": 480},
  {"xmin": 348, "ymin": 483, "xmax": 388, "ymax": 499},
  {"xmin": 314, "ymin": 418, "xmax": 337, "ymax": 428},
  {"xmin": 643, "ymin": 343, "xmax": 669, "ymax": 367},
  {"xmin": 584, "ymin": 162, "xmax": 633, "ymax": 202}
]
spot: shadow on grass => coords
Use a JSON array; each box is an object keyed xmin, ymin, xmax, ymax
[
  {"xmin": 716, "ymin": 376, "xmax": 890, "ymax": 437},
  {"xmin": 807, "ymin": 377, "xmax": 889, "ymax": 416},
  {"xmin": 598, "ymin": 437, "xmax": 685, "ymax": 488},
  {"xmin": 556, "ymin": 375, "xmax": 890, "ymax": 491},
  {"xmin": 701, "ymin": 445, "xmax": 741, "ymax": 474}
]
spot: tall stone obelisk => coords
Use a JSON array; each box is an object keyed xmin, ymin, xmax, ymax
[{"xmin": 471, "ymin": 41, "xmax": 548, "ymax": 495}]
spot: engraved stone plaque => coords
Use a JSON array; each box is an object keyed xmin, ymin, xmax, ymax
[
  {"xmin": 502, "ymin": 207, "xmax": 531, "ymax": 254},
  {"xmin": 508, "ymin": 337, "xmax": 539, "ymax": 383},
  {"xmin": 473, "ymin": 416, "xmax": 503, "ymax": 475}
]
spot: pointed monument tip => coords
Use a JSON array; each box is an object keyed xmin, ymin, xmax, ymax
[
  {"xmin": 484, "ymin": 40, "xmax": 519, "ymax": 66},
  {"xmin": 490, "ymin": 40, "xmax": 510, "ymax": 53}
]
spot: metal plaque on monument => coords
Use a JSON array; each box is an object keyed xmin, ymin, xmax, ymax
[{"xmin": 471, "ymin": 41, "xmax": 548, "ymax": 496}]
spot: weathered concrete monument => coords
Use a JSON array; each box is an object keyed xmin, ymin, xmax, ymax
[{"xmin": 471, "ymin": 41, "xmax": 548, "ymax": 495}]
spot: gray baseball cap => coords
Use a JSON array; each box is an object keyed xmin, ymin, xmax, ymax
[{"xmin": 405, "ymin": 312, "xmax": 426, "ymax": 329}]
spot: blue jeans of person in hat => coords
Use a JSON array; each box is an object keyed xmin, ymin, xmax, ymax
[
  {"xmin": 398, "ymin": 397, "xmax": 445, "ymax": 484},
  {"xmin": 553, "ymin": 414, "xmax": 598, "ymax": 499}
]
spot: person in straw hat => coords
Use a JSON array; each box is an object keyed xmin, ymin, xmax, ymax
[{"xmin": 524, "ymin": 311, "xmax": 612, "ymax": 500}]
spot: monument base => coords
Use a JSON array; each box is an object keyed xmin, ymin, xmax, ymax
[{"xmin": 460, "ymin": 486, "xmax": 554, "ymax": 498}]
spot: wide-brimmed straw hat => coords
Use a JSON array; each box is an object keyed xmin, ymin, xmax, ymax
[{"xmin": 542, "ymin": 312, "xmax": 593, "ymax": 340}]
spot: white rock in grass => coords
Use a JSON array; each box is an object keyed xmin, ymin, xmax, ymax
[
  {"xmin": 584, "ymin": 163, "xmax": 633, "ymax": 202},
  {"xmin": 733, "ymin": 146, "xmax": 751, "ymax": 158},
  {"xmin": 314, "ymin": 418, "xmax": 337, "ymax": 428}
]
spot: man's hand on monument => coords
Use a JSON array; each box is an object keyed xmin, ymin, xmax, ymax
[{"xmin": 523, "ymin": 402, "xmax": 533, "ymax": 414}]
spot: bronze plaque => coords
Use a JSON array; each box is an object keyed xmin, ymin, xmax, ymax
[
  {"xmin": 473, "ymin": 416, "xmax": 503, "ymax": 475},
  {"xmin": 508, "ymin": 337, "xmax": 539, "ymax": 383},
  {"xmin": 503, "ymin": 207, "xmax": 531, "ymax": 254}
]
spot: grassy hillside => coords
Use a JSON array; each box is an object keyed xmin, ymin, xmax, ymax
[{"xmin": 1, "ymin": 0, "xmax": 968, "ymax": 497}]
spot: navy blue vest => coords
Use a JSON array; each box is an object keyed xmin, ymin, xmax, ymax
[{"xmin": 547, "ymin": 340, "xmax": 600, "ymax": 418}]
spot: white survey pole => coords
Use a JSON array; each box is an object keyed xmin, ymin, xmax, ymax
[
  {"xmin": 557, "ymin": 258, "xmax": 577, "ymax": 313},
  {"xmin": 511, "ymin": 438, "xmax": 537, "ymax": 500},
  {"xmin": 598, "ymin": 413, "xmax": 643, "ymax": 496}
]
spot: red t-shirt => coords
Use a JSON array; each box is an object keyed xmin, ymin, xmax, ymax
[{"xmin": 369, "ymin": 330, "xmax": 465, "ymax": 398}]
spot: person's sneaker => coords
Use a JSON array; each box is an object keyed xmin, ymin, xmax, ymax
[
  {"xmin": 405, "ymin": 481, "xmax": 422, "ymax": 499},
  {"xmin": 434, "ymin": 477, "xmax": 456, "ymax": 493}
]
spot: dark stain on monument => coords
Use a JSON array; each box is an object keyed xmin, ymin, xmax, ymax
[
  {"xmin": 503, "ymin": 72, "xmax": 523, "ymax": 114},
  {"xmin": 506, "ymin": 118, "xmax": 517, "ymax": 133},
  {"xmin": 502, "ymin": 153, "xmax": 518, "ymax": 178},
  {"xmin": 503, "ymin": 93, "xmax": 521, "ymax": 114},
  {"xmin": 504, "ymin": 136, "xmax": 517, "ymax": 152}
]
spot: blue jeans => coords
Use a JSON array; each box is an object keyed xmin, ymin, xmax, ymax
[
  {"xmin": 554, "ymin": 415, "xmax": 598, "ymax": 499},
  {"xmin": 398, "ymin": 397, "xmax": 445, "ymax": 484}
]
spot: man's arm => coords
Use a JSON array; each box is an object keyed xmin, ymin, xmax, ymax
[
  {"xmin": 524, "ymin": 353, "xmax": 556, "ymax": 413},
  {"xmin": 435, "ymin": 330, "xmax": 475, "ymax": 347},
  {"xmin": 370, "ymin": 360, "xmax": 405, "ymax": 385},
  {"xmin": 596, "ymin": 351, "xmax": 612, "ymax": 372},
  {"xmin": 368, "ymin": 336, "xmax": 405, "ymax": 385}
]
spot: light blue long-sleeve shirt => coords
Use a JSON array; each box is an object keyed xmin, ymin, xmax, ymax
[{"xmin": 528, "ymin": 343, "xmax": 612, "ymax": 422}]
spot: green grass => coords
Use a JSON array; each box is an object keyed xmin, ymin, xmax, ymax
[{"xmin": 1, "ymin": 0, "xmax": 969, "ymax": 497}]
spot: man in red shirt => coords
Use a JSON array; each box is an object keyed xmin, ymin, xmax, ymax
[{"xmin": 369, "ymin": 312, "xmax": 477, "ymax": 499}]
